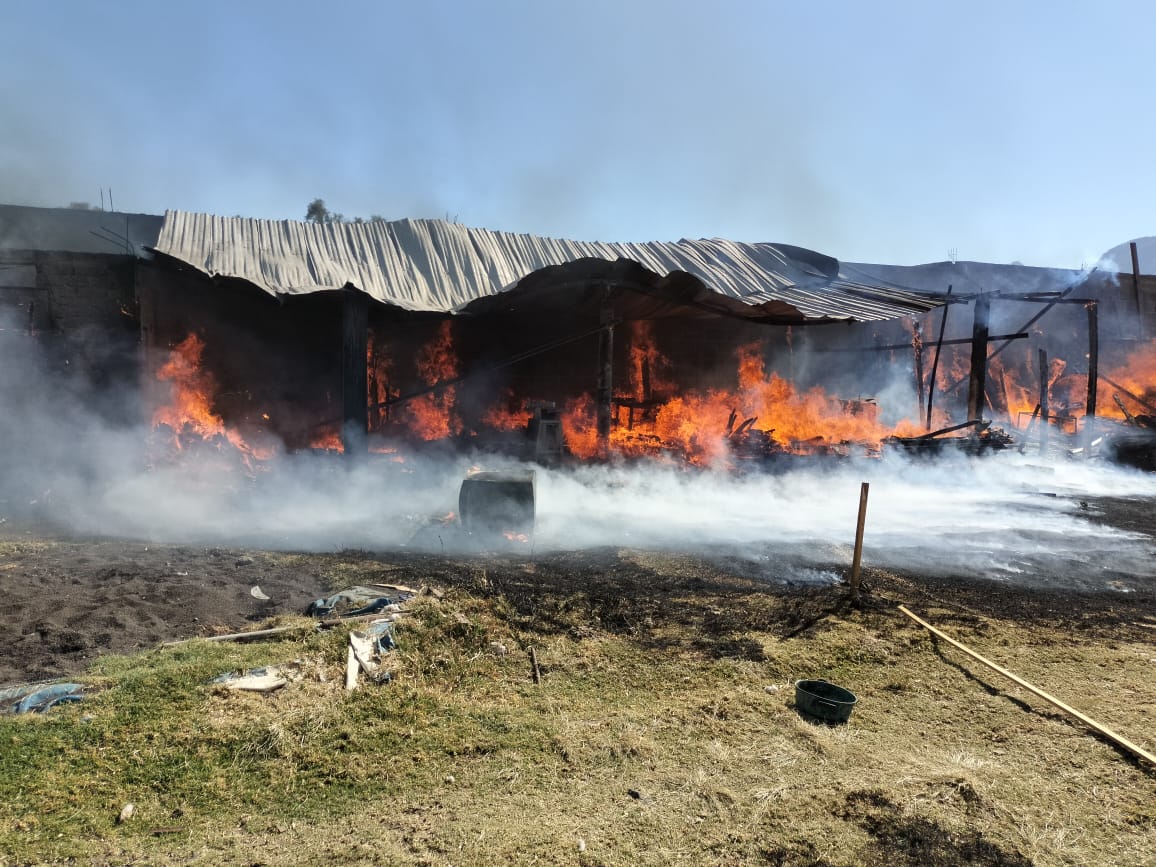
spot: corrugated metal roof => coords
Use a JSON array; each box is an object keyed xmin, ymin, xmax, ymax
[{"xmin": 154, "ymin": 211, "xmax": 940, "ymax": 322}]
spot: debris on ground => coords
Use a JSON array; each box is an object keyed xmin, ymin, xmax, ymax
[
  {"xmin": 306, "ymin": 585, "xmax": 415, "ymax": 618},
  {"xmin": 345, "ymin": 620, "xmax": 397, "ymax": 691},
  {"xmin": 1, "ymin": 681, "xmax": 84, "ymax": 714},
  {"xmin": 210, "ymin": 664, "xmax": 305, "ymax": 693}
]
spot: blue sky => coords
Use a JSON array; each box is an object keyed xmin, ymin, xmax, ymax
[{"xmin": 2, "ymin": 0, "xmax": 1153, "ymax": 267}]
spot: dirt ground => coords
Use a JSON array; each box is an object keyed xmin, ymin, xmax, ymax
[{"xmin": 2, "ymin": 493, "xmax": 1155, "ymax": 687}]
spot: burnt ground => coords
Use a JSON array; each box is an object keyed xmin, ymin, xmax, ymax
[{"xmin": 2, "ymin": 492, "xmax": 1155, "ymax": 686}]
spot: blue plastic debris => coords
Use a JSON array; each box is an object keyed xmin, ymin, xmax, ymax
[
  {"xmin": 363, "ymin": 619, "xmax": 397, "ymax": 654},
  {"xmin": 307, "ymin": 586, "xmax": 414, "ymax": 618},
  {"xmin": 1, "ymin": 682, "xmax": 85, "ymax": 714}
]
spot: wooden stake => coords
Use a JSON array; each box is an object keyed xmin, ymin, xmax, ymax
[
  {"xmin": 849, "ymin": 482, "xmax": 869, "ymax": 604},
  {"xmin": 529, "ymin": 646, "xmax": 541, "ymax": 684},
  {"xmin": 898, "ymin": 605, "xmax": 1156, "ymax": 767}
]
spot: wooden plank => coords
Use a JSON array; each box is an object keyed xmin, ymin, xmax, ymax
[{"xmin": 899, "ymin": 605, "xmax": 1155, "ymax": 767}]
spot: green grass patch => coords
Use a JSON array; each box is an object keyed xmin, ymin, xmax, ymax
[{"xmin": 1, "ymin": 567, "xmax": 1153, "ymax": 865}]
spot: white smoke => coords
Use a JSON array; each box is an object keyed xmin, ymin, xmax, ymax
[
  {"xmin": 3, "ymin": 307, "xmax": 1155, "ymax": 594},
  {"xmin": 532, "ymin": 456, "xmax": 1156, "ymax": 591}
]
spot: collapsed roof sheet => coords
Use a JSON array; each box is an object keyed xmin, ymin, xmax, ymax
[{"xmin": 154, "ymin": 211, "xmax": 940, "ymax": 323}]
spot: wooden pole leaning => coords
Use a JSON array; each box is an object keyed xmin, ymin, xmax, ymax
[{"xmin": 898, "ymin": 605, "xmax": 1155, "ymax": 767}]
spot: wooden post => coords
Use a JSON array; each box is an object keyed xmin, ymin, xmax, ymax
[
  {"xmin": 849, "ymin": 482, "xmax": 869, "ymax": 605},
  {"xmin": 966, "ymin": 293, "xmax": 991, "ymax": 423},
  {"xmin": 529, "ymin": 646, "xmax": 541, "ymax": 684},
  {"xmin": 1038, "ymin": 349, "xmax": 1049, "ymax": 456},
  {"xmin": 596, "ymin": 291, "xmax": 614, "ymax": 454},
  {"xmin": 925, "ymin": 285, "xmax": 952, "ymax": 430},
  {"xmin": 341, "ymin": 286, "xmax": 369, "ymax": 457},
  {"xmin": 1130, "ymin": 241, "xmax": 1142, "ymax": 321},
  {"xmin": 912, "ymin": 320, "xmax": 925, "ymax": 423},
  {"xmin": 1085, "ymin": 301, "xmax": 1099, "ymax": 455}
]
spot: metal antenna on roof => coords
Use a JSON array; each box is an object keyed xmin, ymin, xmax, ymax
[{"xmin": 949, "ymin": 247, "xmax": 958, "ymax": 264}]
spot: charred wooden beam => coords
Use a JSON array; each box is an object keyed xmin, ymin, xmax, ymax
[
  {"xmin": 966, "ymin": 293, "xmax": 992, "ymax": 422},
  {"xmin": 341, "ymin": 286, "xmax": 369, "ymax": 457},
  {"xmin": 596, "ymin": 292, "xmax": 615, "ymax": 452},
  {"xmin": 1018, "ymin": 404, "xmax": 1041, "ymax": 454},
  {"xmin": 939, "ymin": 289, "xmax": 1078, "ymax": 399},
  {"xmin": 1131, "ymin": 241, "xmax": 1142, "ymax": 321},
  {"xmin": 917, "ymin": 419, "xmax": 983, "ymax": 440},
  {"xmin": 912, "ymin": 320, "xmax": 925, "ymax": 423},
  {"xmin": 818, "ymin": 332, "xmax": 1027, "ymax": 353},
  {"xmin": 1114, "ymin": 394, "xmax": 1136, "ymax": 424},
  {"xmin": 1039, "ymin": 348, "xmax": 1049, "ymax": 455},
  {"xmin": 925, "ymin": 285, "xmax": 952, "ymax": 430},
  {"xmin": 1085, "ymin": 300, "xmax": 1099, "ymax": 454}
]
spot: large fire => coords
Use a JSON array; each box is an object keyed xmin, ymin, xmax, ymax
[
  {"xmin": 560, "ymin": 339, "xmax": 925, "ymax": 465},
  {"xmin": 407, "ymin": 321, "xmax": 462, "ymax": 441},
  {"xmin": 151, "ymin": 318, "xmax": 1156, "ymax": 473},
  {"xmin": 151, "ymin": 334, "xmax": 276, "ymax": 465},
  {"xmin": 1102, "ymin": 343, "xmax": 1156, "ymax": 419}
]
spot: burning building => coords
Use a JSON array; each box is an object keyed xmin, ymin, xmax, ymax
[{"xmin": 4, "ymin": 203, "xmax": 1156, "ymax": 474}]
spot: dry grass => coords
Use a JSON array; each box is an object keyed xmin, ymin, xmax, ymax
[{"xmin": 0, "ymin": 549, "xmax": 1153, "ymax": 866}]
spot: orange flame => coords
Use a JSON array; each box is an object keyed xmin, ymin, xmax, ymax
[
  {"xmin": 367, "ymin": 332, "xmax": 397, "ymax": 432},
  {"xmin": 408, "ymin": 321, "xmax": 462, "ymax": 441},
  {"xmin": 152, "ymin": 334, "xmax": 277, "ymax": 464},
  {"xmin": 1099, "ymin": 340, "xmax": 1156, "ymax": 421},
  {"xmin": 309, "ymin": 427, "xmax": 344, "ymax": 452},
  {"xmin": 627, "ymin": 321, "xmax": 674, "ymax": 400},
  {"xmin": 482, "ymin": 389, "xmax": 533, "ymax": 431},
  {"xmin": 560, "ymin": 339, "xmax": 927, "ymax": 464}
]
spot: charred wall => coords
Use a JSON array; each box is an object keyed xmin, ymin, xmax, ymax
[{"xmin": 0, "ymin": 249, "xmax": 141, "ymax": 415}]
